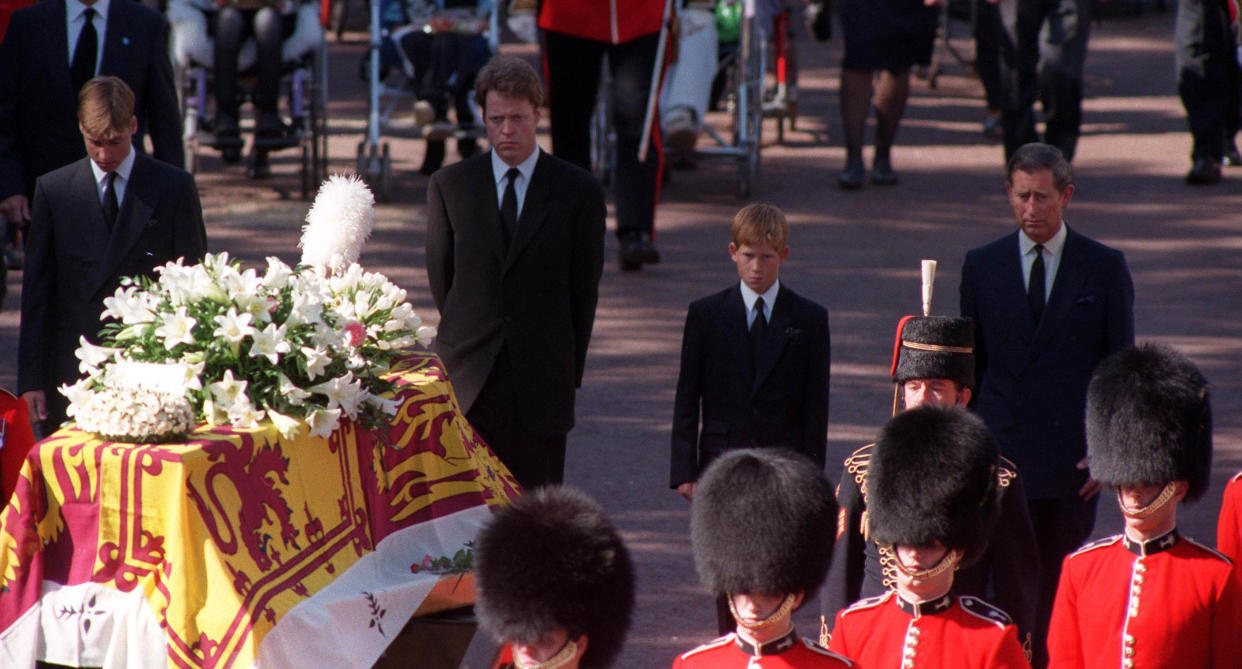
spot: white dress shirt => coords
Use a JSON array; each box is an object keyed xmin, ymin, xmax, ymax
[
  {"xmin": 1019, "ymin": 223, "xmax": 1066, "ymax": 301},
  {"xmin": 740, "ymin": 279, "xmax": 779, "ymax": 327},
  {"xmin": 491, "ymin": 146, "xmax": 540, "ymax": 220},
  {"xmin": 89, "ymin": 147, "xmax": 135, "ymax": 211}
]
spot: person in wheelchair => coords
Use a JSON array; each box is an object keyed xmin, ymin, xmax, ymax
[
  {"xmin": 168, "ymin": 0, "xmax": 322, "ymax": 175},
  {"xmin": 388, "ymin": 0, "xmax": 491, "ymax": 173}
]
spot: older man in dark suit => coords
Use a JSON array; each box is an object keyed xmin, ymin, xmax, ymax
[
  {"xmin": 18, "ymin": 77, "xmax": 206, "ymax": 433},
  {"xmin": 425, "ymin": 55, "xmax": 606, "ymax": 490},
  {"xmin": 0, "ymin": 0, "xmax": 183, "ymax": 230},
  {"xmin": 959, "ymin": 142, "xmax": 1133, "ymax": 668}
]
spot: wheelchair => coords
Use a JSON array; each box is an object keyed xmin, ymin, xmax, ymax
[
  {"xmin": 357, "ymin": 0, "xmax": 496, "ymax": 201},
  {"xmin": 168, "ymin": 0, "xmax": 329, "ymax": 199}
]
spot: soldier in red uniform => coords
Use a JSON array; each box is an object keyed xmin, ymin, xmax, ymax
[
  {"xmin": 827, "ymin": 406, "xmax": 1031, "ymax": 669},
  {"xmin": 1218, "ymin": 471, "xmax": 1242, "ymax": 563},
  {"xmin": 474, "ymin": 485, "xmax": 635, "ymax": 669},
  {"xmin": 819, "ymin": 315, "xmax": 1038, "ymax": 654},
  {"xmin": 0, "ymin": 387, "xmax": 36, "ymax": 506},
  {"xmin": 672, "ymin": 448, "xmax": 853, "ymax": 668},
  {"xmin": 1047, "ymin": 344, "xmax": 1242, "ymax": 668}
]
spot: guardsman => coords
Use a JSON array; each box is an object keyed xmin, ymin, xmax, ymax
[
  {"xmin": 1, "ymin": 387, "xmax": 36, "ymax": 505},
  {"xmin": 819, "ymin": 314, "xmax": 1037, "ymax": 657},
  {"xmin": 672, "ymin": 449, "xmax": 853, "ymax": 668},
  {"xmin": 1047, "ymin": 344, "xmax": 1242, "ymax": 668},
  {"xmin": 474, "ymin": 485, "xmax": 635, "ymax": 669},
  {"xmin": 827, "ymin": 406, "xmax": 1030, "ymax": 668}
]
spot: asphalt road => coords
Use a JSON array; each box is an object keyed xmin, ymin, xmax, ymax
[{"xmin": 1, "ymin": 5, "xmax": 1240, "ymax": 665}]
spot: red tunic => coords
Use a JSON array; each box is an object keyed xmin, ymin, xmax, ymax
[
  {"xmin": 673, "ymin": 630, "xmax": 853, "ymax": 668},
  {"xmin": 0, "ymin": 388, "xmax": 35, "ymax": 506},
  {"xmin": 828, "ymin": 590, "xmax": 1030, "ymax": 668},
  {"xmin": 1047, "ymin": 530, "xmax": 1242, "ymax": 669},
  {"xmin": 538, "ymin": 0, "xmax": 665, "ymax": 45},
  {"xmin": 1217, "ymin": 473, "xmax": 1242, "ymax": 564}
]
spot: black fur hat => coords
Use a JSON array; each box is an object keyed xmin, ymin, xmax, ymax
[
  {"xmin": 868, "ymin": 406, "xmax": 1000, "ymax": 566},
  {"xmin": 891, "ymin": 316, "xmax": 976, "ymax": 388},
  {"xmin": 1086, "ymin": 344, "xmax": 1212, "ymax": 501},
  {"xmin": 474, "ymin": 486, "xmax": 635, "ymax": 669},
  {"xmin": 690, "ymin": 448, "xmax": 836, "ymax": 600}
]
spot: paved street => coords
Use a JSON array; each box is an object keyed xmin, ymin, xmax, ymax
[{"xmin": 2, "ymin": 5, "xmax": 1241, "ymax": 665}]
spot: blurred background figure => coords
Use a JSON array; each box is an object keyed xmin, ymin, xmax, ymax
[
  {"xmin": 659, "ymin": 0, "xmax": 718, "ymax": 162},
  {"xmin": 539, "ymin": 0, "xmax": 666, "ymax": 271},
  {"xmin": 1174, "ymin": 0, "xmax": 1241, "ymax": 185},
  {"xmin": 167, "ymin": 0, "xmax": 322, "ymax": 176},
  {"xmin": 836, "ymin": 0, "xmax": 942, "ymax": 188}
]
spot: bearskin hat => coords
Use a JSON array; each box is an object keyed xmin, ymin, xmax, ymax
[
  {"xmin": 474, "ymin": 486, "xmax": 635, "ymax": 669},
  {"xmin": 690, "ymin": 448, "xmax": 836, "ymax": 600},
  {"xmin": 1086, "ymin": 344, "xmax": 1212, "ymax": 501},
  {"xmin": 868, "ymin": 406, "xmax": 1001, "ymax": 566},
  {"xmin": 891, "ymin": 316, "xmax": 975, "ymax": 388}
]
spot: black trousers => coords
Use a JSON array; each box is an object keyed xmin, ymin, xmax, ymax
[
  {"xmin": 1175, "ymin": 0, "xmax": 1241, "ymax": 161},
  {"xmin": 996, "ymin": 0, "xmax": 1092, "ymax": 162},
  {"xmin": 542, "ymin": 30, "xmax": 662, "ymax": 238},
  {"xmin": 974, "ymin": 0, "xmax": 1005, "ymax": 112},
  {"xmin": 465, "ymin": 348, "xmax": 568, "ymax": 490},
  {"xmin": 212, "ymin": 7, "xmax": 295, "ymax": 116},
  {"xmin": 1027, "ymin": 495, "xmax": 1097, "ymax": 669}
]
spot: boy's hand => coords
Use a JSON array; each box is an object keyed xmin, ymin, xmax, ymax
[{"xmin": 677, "ymin": 481, "xmax": 696, "ymax": 501}]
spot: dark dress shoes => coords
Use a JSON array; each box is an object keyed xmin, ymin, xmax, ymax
[
  {"xmin": 871, "ymin": 156, "xmax": 899, "ymax": 186},
  {"xmin": 1185, "ymin": 157, "xmax": 1221, "ymax": 185},
  {"xmin": 838, "ymin": 161, "xmax": 865, "ymax": 190}
]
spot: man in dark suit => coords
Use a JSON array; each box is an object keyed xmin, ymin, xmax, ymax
[
  {"xmin": 959, "ymin": 142, "xmax": 1133, "ymax": 668},
  {"xmin": 425, "ymin": 55, "xmax": 605, "ymax": 490},
  {"xmin": 0, "ymin": 0, "xmax": 183, "ymax": 230},
  {"xmin": 18, "ymin": 76, "xmax": 206, "ymax": 433}
]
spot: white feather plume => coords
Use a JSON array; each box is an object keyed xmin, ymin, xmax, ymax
[{"xmin": 300, "ymin": 174, "xmax": 376, "ymax": 274}]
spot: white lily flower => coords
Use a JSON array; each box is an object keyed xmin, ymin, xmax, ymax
[
  {"xmin": 267, "ymin": 408, "xmax": 305, "ymax": 440},
  {"xmin": 365, "ymin": 393, "xmax": 403, "ymax": 417},
  {"xmin": 59, "ymin": 379, "xmax": 95, "ymax": 418},
  {"xmin": 262, "ymin": 256, "xmax": 294, "ymax": 289},
  {"xmin": 301, "ymin": 345, "xmax": 332, "ymax": 380},
  {"xmin": 311, "ymin": 372, "xmax": 364, "ymax": 419},
  {"xmin": 276, "ymin": 373, "xmax": 312, "ymax": 402},
  {"xmin": 208, "ymin": 369, "xmax": 248, "ymax": 407},
  {"xmin": 154, "ymin": 307, "xmax": 197, "ymax": 351},
  {"xmin": 75, "ymin": 336, "xmax": 119, "ymax": 373},
  {"xmin": 306, "ymin": 407, "xmax": 343, "ymax": 439},
  {"xmin": 213, "ymin": 307, "xmax": 257, "ymax": 345},
  {"xmin": 227, "ymin": 397, "xmax": 265, "ymax": 429},
  {"xmin": 416, "ymin": 326, "xmax": 437, "ymax": 347},
  {"xmin": 249, "ymin": 323, "xmax": 291, "ymax": 365}
]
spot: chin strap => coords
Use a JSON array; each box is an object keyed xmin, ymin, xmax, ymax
[
  {"xmin": 728, "ymin": 592, "xmax": 797, "ymax": 630},
  {"xmin": 1117, "ymin": 482, "xmax": 1178, "ymax": 520},
  {"xmin": 879, "ymin": 544, "xmax": 963, "ymax": 580},
  {"xmin": 513, "ymin": 640, "xmax": 579, "ymax": 669}
]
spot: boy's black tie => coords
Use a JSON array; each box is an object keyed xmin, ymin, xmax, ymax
[
  {"xmin": 103, "ymin": 172, "xmax": 118, "ymax": 230},
  {"xmin": 750, "ymin": 296, "xmax": 768, "ymax": 364}
]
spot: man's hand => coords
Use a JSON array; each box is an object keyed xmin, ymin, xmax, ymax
[
  {"xmin": 677, "ymin": 481, "xmax": 696, "ymax": 501},
  {"xmin": 0, "ymin": 194, "xmax": 30, "ymax": 225},
  {"xmin": 22, "ymin": 390, "xmax": 47, "ymax": 425},
  {"xmin": 1077, "ymin": 457, "xmax": 1101, "ymax": 500}
]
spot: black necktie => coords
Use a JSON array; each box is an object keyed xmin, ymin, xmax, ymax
[
  {"xmin": 71, "ymin": 8, "xmax": 98, "ymax": 95},
  {"xmin": 1028, "ymin": 244, "xmax": 1046, "ymax": 322},
  {"xmin": 500, "ymin": 167, "xmax": 519, "ymax": 246},
  {"xmin": 103, "ymin": 172, "xmax": 118, "ymax": 230},
  {"xmin": 749, "ymin": 296, "xmax": 768, "ymax": 365}
]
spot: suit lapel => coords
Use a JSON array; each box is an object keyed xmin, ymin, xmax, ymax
[
  {"xmin": 99, "ymin": 0, "xmax": 128, "ymax": 76},
  {"xmin": 66, "ymin": 160, "xmax": 114, "ymax": 290},
  {"xmin": 988, "ymin": 232, "xmax": 1037, "ymax": 377},
  {"xmin": 718, "ymin": 286, "xmax": 752, "ymax": 383},
  {"xmin": 94, "ymin": 155, "xmax": 155, "ymax": 297},
  {"xmin": 465, "ymin": 154, "xmax": 507, "ymax": 268},
  {"xmin": 503, "ymin": 151, "xmax": 552, "ymax": 274},
  {"xmin": 49, "ymin": 0, "xmax": 75, "ymax": 102},
  {"xmin": 752, "ymin": 285, "xmax": 793, "ymax": 394}
]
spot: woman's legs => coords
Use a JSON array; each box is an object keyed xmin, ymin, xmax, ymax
[
  {"xmin": 871, "ymin": 67, "xmax": 910, "ymax": 183},
  {"xmin": 839, "ymin": 67, "xmax": 873, "ymax": 188}
]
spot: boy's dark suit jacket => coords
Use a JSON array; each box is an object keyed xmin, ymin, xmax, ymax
[
  {"xmin": 0, "ymin": 0, "xmax": 183, "ymax": 202},
  {"xmin": 669, "ymin": 283, "xmax": 830, "ymax": 488},
  {"xmin": 960, "ymin": 226, "xmax": 1134, "ymax": 500},
  {"xmin": 17, "ymin": 154, "xmax": 207, "ymax": 427},
  {"xmin": 425, "ymin": 149, "xmax": 605, "ymax": 440}
]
